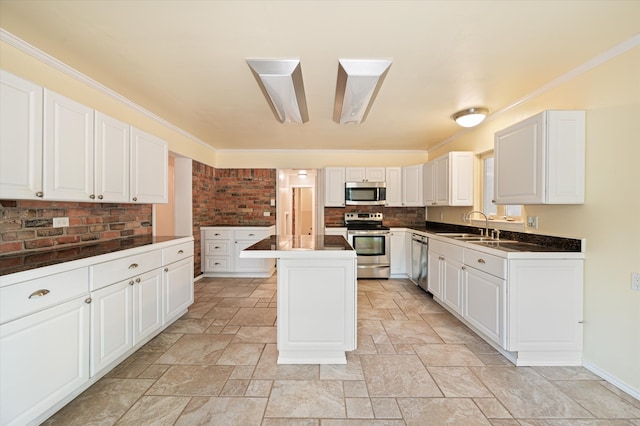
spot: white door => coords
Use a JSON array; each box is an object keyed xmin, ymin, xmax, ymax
[
  {"xmin": 164, "ymin": 258, "xmax": 194, "ymax": 323},
  {"xmin": 435, "ymin": 156, "xmax": 449, "ymax": 205},
  {"xmin": 133, "ymin": 268, "xmax": 163, "ymax": 345},
  {"xmin": 0, "ymin": 71, "xmax": 43, "ymax": 200},
  {"xmin": 423, "ymin": 161, "xmax": 436, "ymax": 206},
  {"xmin": 324, "ymin": 167, "xmax": 346, "ymax": 207},
  {"xmin": 95, "ymin": 112, "xmax": 130, "ymax": 202},
  {"xmin": 427, "ymin": 250, "xmax": 442, "ymax": 298},
  {"xmin": 43, "ymin": 90, "xmax": 95, "ymax": 201},
  {"xmin": 130, "ymin": 128, "xmax": 168, "ymax": 203},
  {"xmin": 465, "ymin": 267, "xmax": 505, "ymax": 346},
  {"xmin": 90, "ymin": 280, "xmax": 133, "ymax": 377},
  {"xmin": 0, "ymin": 297, "xmax": 90, "ymax": 426},
  {"xmin": 442, "ymin": 258, "xmax": 464, "ymax": 316},
  {"xmin": 402, "ymin": 164, "xmax": 424, "ymax": 206},
  {"xmin": 385, "ymin": 167, "xmax": 402, "ymax": 206}
]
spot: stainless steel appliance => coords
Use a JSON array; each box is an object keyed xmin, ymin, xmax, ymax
[
  {"xmin": 345, "ymin": 181, "xmax": 386, "ymax": 206},
  {"xmin": 345, "ymin": 212, "xmax": 390, "ymax": 279},
  {"xmin": 411, "ymin": 233, "xmax": 428, "ymax": 291}
]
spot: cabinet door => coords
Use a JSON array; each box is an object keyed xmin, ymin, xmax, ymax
[
  {"xmin": 494, "ymin": 112, "xmax": 545, "ymax": 204},
  {"xmin": 385, "ymin": 167, "xmax": 403, "ymax": 206},
  {"xmin": 0, "ymin": 71, "xmax": 43, "ymax": 200},
  {"xmin": 423, "ymin": 161, "xmax": 436, "ymax": 206},
  {"xmin": 442, "ymin": 258, "xmax": 464, "ymax": 316},
  {"xmin": 234, "ymin": 239, "xmax": 273, "ymax": 272},
  {"xmin": 164, "ymin": 257, "xmax": 194, "ymax": 323},
  {"xmin": 324, "ymin": 167, "xmax": 346, "ymax": 207},
  {"xmin": 95, "ymin": 112, "xmax": 130, "ymax": 202},
  {"xmin": 43, "ymin": 90, "xmax": 95, "ymax": 201},
  {"xmin": 345, "ymin": 167, "xmax": 366, "ymax": 182},
  {"xmin": 427, "ymin": 251, "xmax": 442, "ymax": 298},
  {"xmin": 365, "ymin": 167, "xmax": 385, "ymax": 181},
  {"xmin": 90, "ymin": 279, "xmax": 133, "ymax": 377},
  {"xmin": 449, "ymin": 152, "xmax": 474, "ymax": 206},
  {"xmin": 390, "ymin": 231, "xmax": 407, "ymax": 275},
  {"xmin": 133, "ymin": 268, "xmax": 163, "ymax": 345},
  {"xmin": 434, "ymin": 156, "xmax": 449, "ymax": 205},
  {"xmin": 130, "ymin": 127, "xmax": 168, "ymax": 203},
  {"xmin": 0, "ymin": 297, "xmax": 89, "ymax": 426},
  {"xmin": 465, "ymin": 267, "xmax": 505, "ymax": 347},
  {"xmin": 402, "ymin": 164, "xmax": 424, "ymax": 206}
]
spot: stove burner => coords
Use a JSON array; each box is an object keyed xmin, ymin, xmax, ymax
[{"xmin": 344, "ymin": 212, "xmax": 389, "ymax": 230}]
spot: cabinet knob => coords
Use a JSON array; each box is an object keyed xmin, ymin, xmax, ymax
[
  {"xmin": 215, "ymin": 246, "xmax": 220, "ymax": 249},
  {"xmin": 85, "ymin": 297, "xmax": 92, "ymax": 304},
  {"xmin": 129, "ymin": 263, "xmax": 139, "ymax": 269},
  {"xmin": 215, "ymin": 233, "xmax": 221, "ymax": 236},
  {"xmin": 439, "ymin": 256, "xmax": 444, "ymax": 261},
  {"xmin": 28, "ymin": 289, "xmax": 50, "ymax": 299},
  {"xmin": 164, "ymin": 267, "xmax": 169, "ymax": 272},
  {"xmin": 214, "ymin": 262, "xmax": 221, "ymax": 265},
  {"xmin": 477, "ymin": 259, "xmax": 486, "ymax": 264},
  {"xmin": 129, "ymin": 280, "xmax": 134, "ymax": 286},
  {"xmin": 35, "ymin": 191, "xmax": 44, "ymax": 198},
  {"xmin": 98, "ymin": 195, "xmax": 103, "ymax": 200},
  {"xmin": 132, "ymin": 197, "xmax": 138, "ymax": 202},
  {"xmin": 178, "ymin": 249, "xmax": 184, "ymax": 254},
  {"xmin": 89, "ymin": 194, "xmax": 95, "ymax": 199},
  {"xmin": 135, "ymin": 278, "xmax": 141, "ymax": 283},
  {"xmin": 248, "ymin": 233, "xmax": 255, "ymax": 236}
]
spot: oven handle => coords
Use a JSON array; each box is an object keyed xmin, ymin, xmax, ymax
[{"xmin": 347, "ymin": 230, "xmax": 390, "ymax": 236}]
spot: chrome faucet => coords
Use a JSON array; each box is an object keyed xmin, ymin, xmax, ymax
[{"xmin": 464, "ymin": 210, "xmax": 489, "ymax": 237}]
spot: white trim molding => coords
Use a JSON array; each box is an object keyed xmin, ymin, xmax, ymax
[{"xmin": 583, "ymin": 360, "xmax": 640, "ymax": 402}]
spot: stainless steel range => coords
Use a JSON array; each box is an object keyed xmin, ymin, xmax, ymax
[{"xmin": 344, "ymin": 212, "xmax": 390, "ymax": 279}]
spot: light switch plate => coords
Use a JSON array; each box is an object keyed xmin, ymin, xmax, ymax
[
  {"xmin": 632, "ymin": 273, "xmax": 640, "ymax": 291},
  {"xmin": 53, "ymin": 217, "xmax": 69, "ymax": 227},
  {"xmin": 527, "ymin": 216, "xmax": 538, "ymax": 229}
]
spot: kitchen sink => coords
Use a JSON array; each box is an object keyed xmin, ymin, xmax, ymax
[
  {"xmin": 453, "ymin": 236, "xmax": 495, "ymax": 241},
  {"xmin": 435, "ymin": 233, "xmax": 477, "ymax": 238}
]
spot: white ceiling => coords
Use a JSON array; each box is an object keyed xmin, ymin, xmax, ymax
[{"xmin": 1, "ymin": 1, "xmax": 638, "ymax": 151}]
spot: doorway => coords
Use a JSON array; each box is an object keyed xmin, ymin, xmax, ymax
[{"xmin": 277, "ymin": 169, "xmax": 317, "ymax": 236}]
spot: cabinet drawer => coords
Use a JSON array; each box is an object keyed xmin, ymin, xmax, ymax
[
  {"xmin": 91, "ymin": 250, "xmax": 162, "ymax": 291},
  {"xmin": 235, "ymin": 229, "xmax": 270, "ymax": 241},
  {"xmin": 163, "ymin": 241, "xmax": 194, "ymax": 265},
  {"xmin": 430, "ymin": 240, "xmax": 464, "ymax": 263},
  {"xmin": 204, "ymin": 229, "xmax": 231, "ymax": 239},
  {"xmin": 204, "ymin": 256, "xmax": 230, "ymax": 272},
  {"xmin": 0, "ymin": 267, "xmax": 88, "ymax": 324},
  {"xmin": 205, "ymin": 240, "xmax": 230, "ymax": 255},
  {"xmin": 464, "ymin": 249, "xmax": 506, "ymax": 278}
]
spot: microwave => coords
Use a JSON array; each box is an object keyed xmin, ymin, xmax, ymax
[{"xmin": 345, "ymin": 181, "xmax": 386, "ymax": 205}]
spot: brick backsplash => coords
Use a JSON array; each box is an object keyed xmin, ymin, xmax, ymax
[
  {"xmin": 0, "ymin": 200, "xmax": 152, "ymax": 255},
  {"xmin": 191, "ymin": 161, "xmax": 276, "ymax": 276},
  {"xmin": 325, "ymin": 205, "xmax": 425, "ymax": 227}
]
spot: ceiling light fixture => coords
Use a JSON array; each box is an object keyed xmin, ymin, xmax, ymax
[
  {"xmin": 246, "ymin": 59, "xmax": 309, "ymax": 124},
  {"xmin": 333, "ymin": 59, "xmax": 392, "ymax": 124},
  {"xmin": 451, "ymin": 107, "xmax": 489, "ymax": 128}
]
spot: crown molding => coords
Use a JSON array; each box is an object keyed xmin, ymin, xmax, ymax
[{"xmin": 0, "ymin": 28, "xmax": 216, "ymax": 153}]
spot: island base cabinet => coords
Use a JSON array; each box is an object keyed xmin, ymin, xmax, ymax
[
  {"xmin": 0, "ymin": 297, "xmax": 90, "ymax": 426},
  {"xmin": 277, "ymin": 258, "xmax": 356, "ymax": 364},
  {"xmin": 507, "ymin": 259, "xmax": 584, "ymax": 365}
]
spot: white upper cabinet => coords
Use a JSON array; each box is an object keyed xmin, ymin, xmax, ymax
[
  {"xmin": 43, "ymin": 90, "xmax": 95, "ymax": 201},
  {"xmin": 95, "ymin": 112, "xmax": 130, "ymax": 202},
  {"xmin": 324, "ymin": 167, "xmax": 346, "ymax": 207},
  {"xmin": 385, "ymin": 167, "xmax": 403, "ymax": 206},
  {"xmin": 424, "ymin": 152, "xmax": 473, "ymax": 206},
  {"xmin": 0, "ymin": 71, "xmax": 43, "ymax": 200},
  {"xmin": 494, "ymin": 110, "xmax": 585, "ymax": 204},
  {"xmin": 345, "ymin": 167, "xmax": 385, "ymax": 182},
  {"xmin": 130, "ymin": 128, "xmax": 168, "ymax": 203},
  {"xmin": 401, "ymin": 164, "xmax": 424, "ymax": 206}
]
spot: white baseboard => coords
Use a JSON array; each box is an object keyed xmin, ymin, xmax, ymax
[{"xmin": 582, "ymin": 360, "xmax": 640, "ymax": 401}]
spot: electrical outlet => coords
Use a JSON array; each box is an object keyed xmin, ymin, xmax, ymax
[
  {"xmin": 263, "ymin": 211, "xmax": 270, "ymax": 216},
  {"xmin": 270, "ymin": 199, "xmax": 276, "ymax": 206},
  {"xmin": 632, "ymin": 273, "xmax": 640, "ymax": 291},
  {"xmin": 52, "ymin": 217, "xmax": 69, "ymax": 228},
  {"xmin": 527, "ymin": 216, "xmax": 538, "ymax": 229}
]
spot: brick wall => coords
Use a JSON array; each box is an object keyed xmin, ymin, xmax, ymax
[
  {"xmin": 324, "ymin": 205, "xmax": 425, "ymax": 227},
  {"xmin": 191, "ymin": 162, "xmax": 276, "ymax": 276},
  {"xmin": 0, "ymin": 200, "xmax": 152, "ymax": 254}
]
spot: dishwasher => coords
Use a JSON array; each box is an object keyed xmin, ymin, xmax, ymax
[{"xmin": 411, "ymin": 233, "xmax": 429, "ymax": 292}]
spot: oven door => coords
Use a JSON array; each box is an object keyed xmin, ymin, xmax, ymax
[{"xmin": 347, "ymin": 230, "xmax": 390, "ymax": 278}]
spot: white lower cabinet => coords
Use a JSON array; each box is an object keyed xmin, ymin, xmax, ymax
[
  {"xmin": 465, "ymin": 265, "xmax": 506, "ymax": 347},
  {"xmin": 428, "ymin": 239, "xmax": 464, "ymax": 316},
  {"xmin": 201, "ymin": 226, "xmax": 275, "ymax": 277},
  {"xmin": 163, "ymin": 257, "xmax": 194, "ymax": 322},
  {"xmin": 390, "ymin": 229, "xmax": 409, "ymax": 276},
  {"xmin": 1, "ymin": 296, "xmax": 90, "ymax": 426},
  {"xmin": 427, "ymin": 249, "xmax": 442, "ymax": 298}
]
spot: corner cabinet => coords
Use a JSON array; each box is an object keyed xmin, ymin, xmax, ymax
[
  {"xmin": 201, "ymin": 226, "xmax": 276, "ymax": 277},
  {"xmin": 423, "ymin": 151, "xmax": 473, "ymax": 206},
  {"xmin": 494, "ymin": 110, "xmax": 585, "ymax": 204}
]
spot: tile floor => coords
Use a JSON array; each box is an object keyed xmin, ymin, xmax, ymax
[{"xmin": 45, "ymin": 276, "xmax": 640, "ymax": 425}]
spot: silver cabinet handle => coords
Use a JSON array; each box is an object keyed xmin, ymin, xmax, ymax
[
  {"xmin": 85, "ymin": 297, "xmax": 92, "ymax": 304},
  {"xmin": 248, "ymin": 233, "xmax": 255, "ymax": 236},
  {"xmin": 439, "ymin": 256, "xmax": 444, "ymax": 261},
  {"xmin": 477, "ymin": 259, "xmax": 486, "ymax": 264},
  {"xmin": 89, "ymin": 194, "xmax": 95, "ymax": 199},
  {"xmin": 129, "ymin": 280, "xmax": 134, "ymax": 286},
  {"xmin": 36, "ymin": 191, "xmax": 44, "ymax": 198},
  {"xmin": 98, "ymin": 195, "xmax": 103, "ymax": 200},
  {"xmin": 129, "ymin": 263, "xmax": 139, "ymax": 269},
  {"xmin": 135, "ymin": 278, "xmax": 141, "ymax": 283},
  {"xmin": 28, "ymin": 289, "xmax": 50, "ymax": 299},
  {"xmin": 214, "ymin": 262, "xmax": 221, "ymax": 265},
  {"xmin": 215, "ymin": 233, "xmax": 221, "ymax": 236},
  {"xmin": 178, "ymin": 249, "xmax": 184, "ymax": 254},
  {"xmin": 215, "ymin": 246, "xmax": 221, "ymax": 249},
  {"xmin": 164, "ymin": 268, "xmax": 169, "ymax": 272},
  {"xmin": 461, "ymin": 266, "xmax": 466, "ymax": 271}
]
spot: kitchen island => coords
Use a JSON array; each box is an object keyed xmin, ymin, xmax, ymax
[{"xmin": 241, "ymin": 235, "xmax": 356, "ymax": 364}]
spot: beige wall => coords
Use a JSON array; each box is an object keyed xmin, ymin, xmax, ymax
[
  {"xmin": 2, "ymin": 34, "xmax": 638, "ymax": 395},
  {"xmin": 428, "ymin": 46, "xmax": 640, "ymax": 393}
]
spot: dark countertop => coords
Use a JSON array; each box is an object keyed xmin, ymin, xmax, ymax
[
  {"xmin": 0, "ymin": 235, "xmax": 191, "ymax": 277},
  {"xmin": 244, "ymin": 235, "xmax": 353, "ymax": 252}
]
